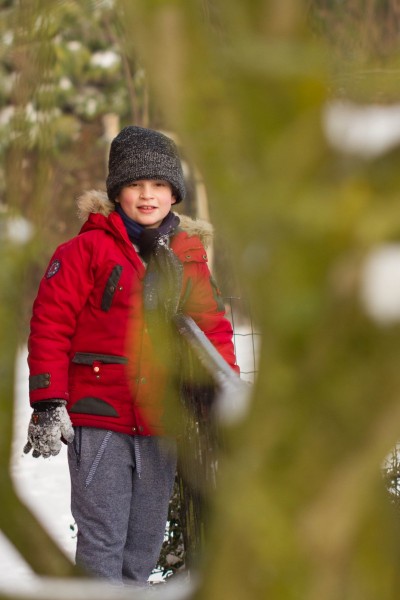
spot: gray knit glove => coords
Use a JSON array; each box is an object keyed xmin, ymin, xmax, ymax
[{"xmin": 23, "ymin": 400, "xmax": 74, "ymax": 459}]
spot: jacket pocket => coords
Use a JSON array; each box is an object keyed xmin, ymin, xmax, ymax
[
  {"xmin": 101, "ymin": 265, "xmax": 123, "ymax": 311},
  {"xmin": 69, "ymin": 397, "xmax": 119, "ymax": 416},
  {"xmin": 69, "ymin": 355, "xmax": 130, "ymax": 418},
  {"xmin": 72, "ymin": 352, "xmax": 128, "ymax": 365}
]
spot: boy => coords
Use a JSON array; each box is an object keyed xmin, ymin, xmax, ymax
[{"xmin": 24, "ymin": 126, "xmax": 238, "ymax": 584}]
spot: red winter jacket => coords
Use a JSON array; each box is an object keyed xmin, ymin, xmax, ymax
[{"xmin": 28, "ymin": 191, "xmax": 238, "ymax": 436}]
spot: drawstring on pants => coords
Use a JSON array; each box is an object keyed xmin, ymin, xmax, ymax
[
  {"xmin": 134, "ymin": 436, "xmax": 142, "ymax": 479},
  {"xmin": 85, "ymin": 431, "xmax": 113, "ymax": 487}
]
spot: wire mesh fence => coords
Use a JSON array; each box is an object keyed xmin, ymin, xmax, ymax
[
  {"xmin": 383, "ymin": 444, "xmax": 400, "ymax": 511},
  {"xmin": 224, "ymin": 296, "xmax": 260, "ymax": 384}
]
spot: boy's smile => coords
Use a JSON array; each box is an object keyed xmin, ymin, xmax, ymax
[{"xmin": 116, "ymin": 179, "xmax": 176, "ymax": 229}]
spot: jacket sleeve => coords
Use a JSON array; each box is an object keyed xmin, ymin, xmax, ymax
[
  {"xmin": 181, "ymin": 260, "xmax": 240, "ymax": 374},
  {"xmin": 28, "ymin": 234, "xmax": 96, "ymax": 404}
]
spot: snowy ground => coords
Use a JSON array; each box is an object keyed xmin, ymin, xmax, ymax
[{"xmin": 0, "ymin": 327, "xmax": 258, "ymax": 591}]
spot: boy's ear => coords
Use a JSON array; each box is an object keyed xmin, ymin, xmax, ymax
[{"xmin": 171, "ymin": 196, "xmax": 177, "ymax": 205}]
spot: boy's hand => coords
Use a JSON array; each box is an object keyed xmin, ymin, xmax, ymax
[{"xmin": 23, "ymin": 401, "xmax": 74, "ymax": 458}]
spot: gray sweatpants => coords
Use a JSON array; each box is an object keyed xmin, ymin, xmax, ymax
[{"xmin": 68, "ymin": 427, "xmax": 177, "ymax": 584}]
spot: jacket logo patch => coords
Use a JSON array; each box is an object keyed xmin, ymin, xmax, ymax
[{"xmin": 46, "ymin": 259, "xmax": 61, "ymax": 279}]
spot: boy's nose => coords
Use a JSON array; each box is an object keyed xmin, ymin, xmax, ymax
[{"xmin": 140, "ymin": 183, "xmax": 154, "ymax": 198}]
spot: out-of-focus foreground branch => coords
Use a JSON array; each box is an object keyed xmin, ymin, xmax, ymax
[
  {"xmin": 0, "ymin": 244, "xmax": 79, "ymax": 577},
  {"xmin": 123, "ymin": 1, "xmax": 400, "ymax": 599}
]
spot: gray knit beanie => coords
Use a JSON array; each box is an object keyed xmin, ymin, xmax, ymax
[{"xmin": 106, "ymin": 125, "xmax": 185, "ymax": 203}]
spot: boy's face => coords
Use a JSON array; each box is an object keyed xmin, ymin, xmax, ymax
[{"xmin": 116, "ymin": 179, "xmax": 176, "ymax": 228}]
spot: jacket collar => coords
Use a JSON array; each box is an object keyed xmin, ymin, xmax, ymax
[{"xmin": 77, "ymin": 189, "xmax": 213, "ymax": 249}]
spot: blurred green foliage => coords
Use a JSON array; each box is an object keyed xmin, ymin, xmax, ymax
[
  {"xmin": 2, "ymin": 0, "xmax": 400, "ymax": 597},
  {"xmin": 125, "ymin": 1, "xmax": 400, "ymax": 599}
]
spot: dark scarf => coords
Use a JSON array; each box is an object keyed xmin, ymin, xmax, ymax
[
  {"xmin": 115, "ymin": 203, "xmax": 179, "ymax": 260},
  {"xmin": 115, "ymin": 203, "xmax": 183, "ymax": 320}
]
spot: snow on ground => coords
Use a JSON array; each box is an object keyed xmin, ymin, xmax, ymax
[{"xmin": 0, "ymin": 330, "xmax": 259, "ymax": 589}]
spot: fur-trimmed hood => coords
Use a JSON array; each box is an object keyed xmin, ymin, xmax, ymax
[{"xmin": 77, "ymin": 189, "xmax": 213, "ymax": 249}]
